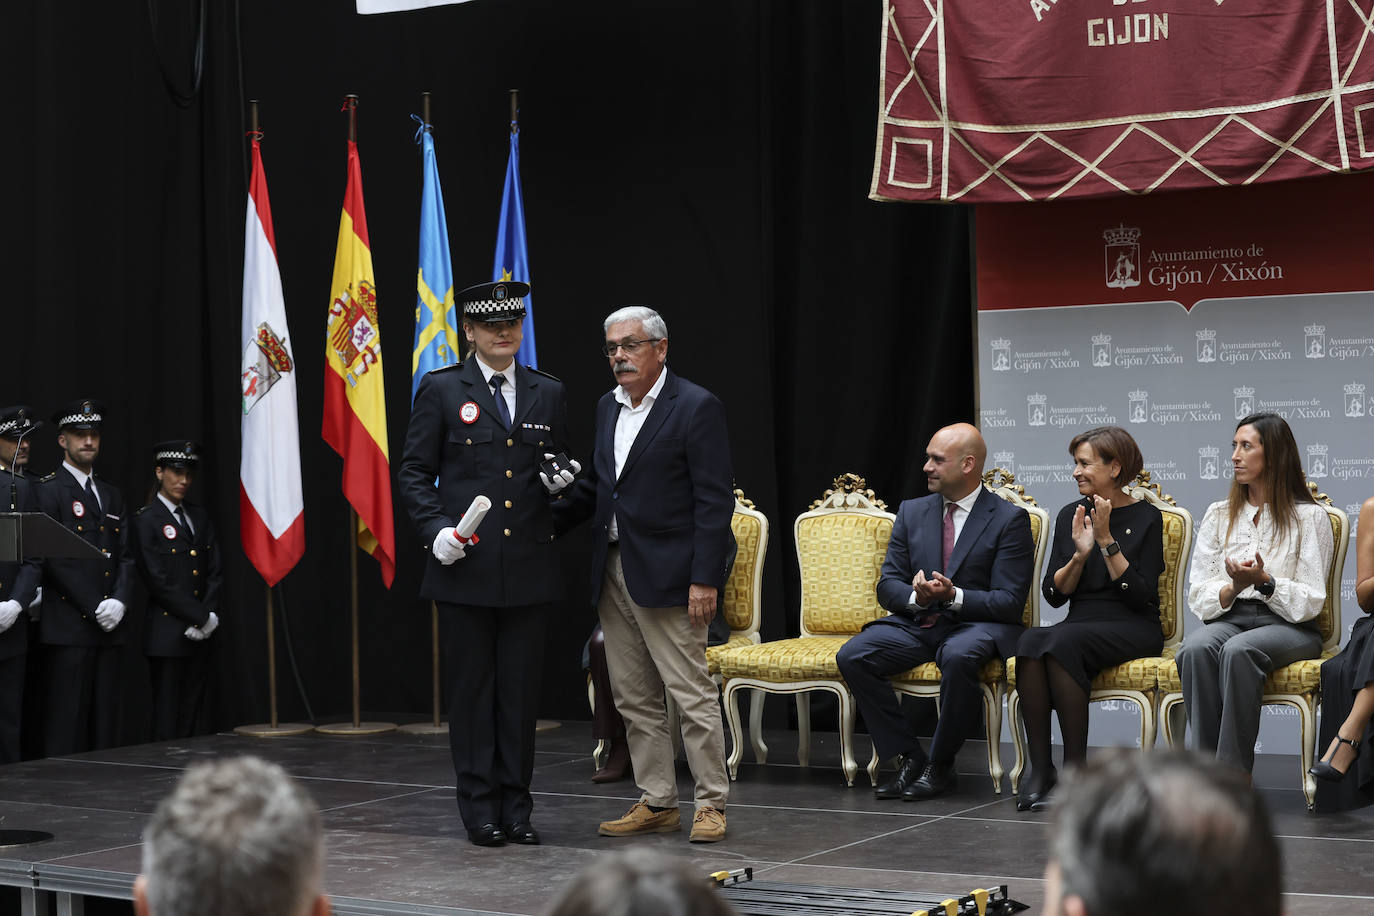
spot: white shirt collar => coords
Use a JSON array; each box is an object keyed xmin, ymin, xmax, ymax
[
  {"xmin": 474, "ymin": 355, "xmax": 516, "ymax": 386},
  {"xmin": 157, "ymin": 492, "xmax": 183, "ymax": 515},
  {"xmin": 63, "ymin": 461, "xmax": 93, "ymax": 489},
  {"xmin": 946, "ymin": 487, "xmax": 981, "ymax": 515},
  {"xmin": 614, "ymin": 367, "xmax": 668, "ymax": 410}
]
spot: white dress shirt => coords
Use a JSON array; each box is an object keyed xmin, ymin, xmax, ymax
[
  {"xmin": 474, "ymin": 356, "xmax": 518, "ymax": 423},
  {"xmin": 608, "ymin": 369, "xmax": 668, "ymax": 541},
  {"xmin": 157, "ymin": 492, "xmax": 192, "ymax": 535},
  {"xmin": 64, "ymin": 461, "xmax": 100, "ymax": 511}
]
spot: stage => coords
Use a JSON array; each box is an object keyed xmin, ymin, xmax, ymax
[{"xmin": 1, "ymin": 722, "xmax": 1371, "ymax": 915}]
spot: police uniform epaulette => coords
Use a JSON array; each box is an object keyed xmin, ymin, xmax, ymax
[
  {"xmin": 39, "ymin": 472, "xmax": 56, "ymax": 483},
  {"xmin": 427, "ymin": 361, "xmax": 465, "ymax": 375},
  {"xmin": 525, "ymin": 365, "xmax": 561, "ymax": 382},
  {"xmin": 135, "ymin": 505, "xmax": 150, "ymax": 516}
]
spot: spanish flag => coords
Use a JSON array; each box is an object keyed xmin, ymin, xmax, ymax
[{"xmin": 322, "ymin": 139, "xmax": 396, "ymax": 588}]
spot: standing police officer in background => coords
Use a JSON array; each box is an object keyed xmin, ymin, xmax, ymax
[
  {"xmin": 0, "ymin": 406, "xmax": 42, "ymax": 762},
  {"xmin": 398, "ymin": 281, "xmax": 577, "ymax": 848},
  {"xmin": 33, "ymin": 399, "xmax": 136, "ymax": 754},
  {"xmin": 130, "ymin": 441, "xmax": 222, "ymax": 741}
]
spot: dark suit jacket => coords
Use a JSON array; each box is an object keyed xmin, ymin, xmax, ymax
[
  {"xmin": 398, "ymin": 359, "xmax": 569, "ymax": 608},
  {"xmin": 560, "ymin": 369, "xmax": 734, "ymax": 609},
  {"xmin": 33, "ymin": 467, "xmax": 135, "ymax": 647},
  {"xmin": 875, "ymin": 486, "xmax": 1035, "ymax": 657},
  {"xmin": 130, "ymin": 500, "xmax": 222, "ymax": 658},
  {"xmin": 0, "ymin": 473, "xmax": 41, "ymax": 661}
]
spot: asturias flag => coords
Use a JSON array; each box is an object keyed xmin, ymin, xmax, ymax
[
  {"xmin": 240, "ymin": 134, "xmax": 305, "ymax": 587},
  {"xmin": 322, "ymin": 139, "xmax": 397, "ymax": 588},
  {"xmin": 493, "ymin": 125, "xmax": 536, "ymax": 368},
  {"xmin": 411, "ymin": 123, "xmax": 459, "ymax": 402}
]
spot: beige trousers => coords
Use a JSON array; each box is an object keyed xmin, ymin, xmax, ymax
[{"xmin": 597, "ymin": 547, "xmax": 729, "ymax": 810}]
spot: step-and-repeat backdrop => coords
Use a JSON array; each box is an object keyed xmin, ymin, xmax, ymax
[{"xmin": 976, "ymin": 173, "xmax": 1374, "ymax": 752}]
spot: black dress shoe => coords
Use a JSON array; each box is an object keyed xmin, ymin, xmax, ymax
[
  {"xmin": 874, "ymin": 754, "xmax": 926, "ymax": 799},
  {"xmin": 902, "ymin": 762, "xmax": 958, "ymax": 801},
  {"xmin": 1310, "ymin": 735, "xmax": 1361, "ymax": 783},
  {"xmin": 502, "ymin": 821, "xmax": 541, "ymax": 845},
  {"xmin": 467, "ymin": 823, "xmax": 507, "ymax": 847},
  {"xmin": 1016, "ymin": 767, "xmax": 1058, "ymax": 812}
]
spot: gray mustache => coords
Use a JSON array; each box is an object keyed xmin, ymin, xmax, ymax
[{"xmin": 614, "ymin": 361, "xmax": 634, "ymax": 373}]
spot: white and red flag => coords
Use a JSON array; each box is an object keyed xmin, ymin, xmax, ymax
[{"xmin": 240, "ymin": 134, "xmax": 305, "ymax": 586}]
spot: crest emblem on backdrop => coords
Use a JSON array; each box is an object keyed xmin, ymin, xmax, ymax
[{"xmin": 1103, "ymin": 226, "xmax": 1141, "ymax": 289}]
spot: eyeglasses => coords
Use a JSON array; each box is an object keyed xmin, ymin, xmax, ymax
[{"xmin": 601, "ymin": 338, "xmax": 662, "ymax": 357}]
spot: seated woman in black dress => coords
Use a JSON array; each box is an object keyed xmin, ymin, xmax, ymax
[
  {"xmin": 1312, "ymin": 496, "xmax": 1374, "ymax": 811},
  {"xmin": 1015, "ymin": 426, "xmax": 1164, "ymax": 810}
]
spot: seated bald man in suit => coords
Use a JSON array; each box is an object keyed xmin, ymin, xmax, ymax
[{"xmin": 837, "ymin": 423, "xmax": 1034, "ymax": 800}]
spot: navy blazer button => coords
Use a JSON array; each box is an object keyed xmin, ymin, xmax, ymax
[
  {"xmin": 466, "ymin": 438, "xmax": 472, "ymax": 445},
  {"xmin": 76, "ymin": 525, "xmax": 83, "ymax": 531},
  {"xmin": 171, "ymin": 548, "xmax": 177, "ymax": 554},
  {"xmin": 190, "ymin": 550, "xmax": 198, "ymax": 557},
  {"xmin": 192, "ymin": 570, "xmax": 199, "ymax": 576},
  {"xmin": 504, "ymin": 500, "xmax": 513, "ymax": 509},
  {"xmin": 104, "ymin": 571, "xmax": 110, "ymax": 578},
  {"xmin": 504, "ymin": 528, "xmax": 512, "ymax": 536},
  {"xmin": 507, "ymin": 438, "xmax": 514, "ymax": 447},
  {"xmin": 506, "ymin": 470, "xmax": 513, "ymax": 478}
]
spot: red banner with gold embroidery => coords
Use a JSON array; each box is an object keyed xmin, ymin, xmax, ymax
[{"xmin": 871, "ymin": 1, "xmax": 1374, "ymax": 203}]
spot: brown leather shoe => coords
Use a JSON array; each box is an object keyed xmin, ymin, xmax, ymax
[
  {"xmin": 688, "ymin": 806, "xmax": 726, "ymax": 843},
  {"xmin": 598, "ymin": 802, "xmax": 681, "ymax": 837},
  {"xmin": 591, "ymin": 739, "xmax": 632, "ymax": 783}
]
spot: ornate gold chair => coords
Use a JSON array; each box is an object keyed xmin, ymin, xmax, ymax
[
  {"xmin": 1159, "ymin": 483, "xmax": 1348, "ymax": 810},
  {"xmin": 718, "ymin": 474, "xmax": 893, "ymax": 787},
  {"xmin": 877, "ymin": 468, "xmax": 1050, "ymax": 794},
  {"xmin": 1005, "ymin": 472, "xmax": 1193, "ymax": 793},
  {"xmin": 592, "ymin": 488, "xmax": 770, "ymax": 770}
]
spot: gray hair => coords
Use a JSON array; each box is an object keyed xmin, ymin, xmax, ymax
[
  {"xmin": 141, "ymin": 757, "xmax": 323, "ymax": 916},
  {"xmin": 544, "ymin": 848, "xmax": 737, "ymax": 916},
  {"xmin": 1051, "ymin": 750, "xmax": 1279, "ymax": 916},
  {"xmin": 603, "ymin": 306, "xmax": 668, "ymax": 341}
]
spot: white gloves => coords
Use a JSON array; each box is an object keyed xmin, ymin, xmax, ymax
[
  {"xmin": 0, "ymin": 600, "xmax": 21, "ymax": 633},
  {"xmin": 540, "ymin": 454, "xmax": 581, "ymax": 494},
  {"xmin": 432, "ymin": 528, "xmax": 467, "ymax": 565},
  {"xmin": 28, "ymin": 586, "xmax": 42, "ymax": 608},
  {"xmin": 185, "ymin": 611, "xmax": 219, "ymax": 642},
  {"xmin": 94, "ymin": 598, "xmax": 126, "ymax": 632}
]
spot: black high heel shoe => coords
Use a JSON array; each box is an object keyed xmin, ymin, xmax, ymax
[
  {"xmin": 1309, "ymin": 735, "xmax": 1361, "ymax": 783},
  {"xmin": 1016, "ymin": 766, "xmax": 1058, "ymax": 811}
]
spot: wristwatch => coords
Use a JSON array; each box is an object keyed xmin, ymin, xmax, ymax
[
  {"xmin": 1099, "ymin": 541, "xmax": 1121, "ymax": 558},
  {"xmin": 1256, "ymin": 575, "xmax": 1276, "ymax": 598}
]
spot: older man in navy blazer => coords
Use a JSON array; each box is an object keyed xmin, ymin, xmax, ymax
[
  {"xmin": 559, "ymin": 306, "xmax": 735, "ymax": 843},
  {"xmin": 837, "ymin": 423, "xmax": 1034, "ymax": 800}
]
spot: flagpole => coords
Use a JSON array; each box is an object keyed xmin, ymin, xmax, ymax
[
  {"xmin": 234, "ymin": 99, "xmax": 314, "ymax": 740},
  {"xmin": 317, "ymin": 93, "xmax": 395, "ymax": 738}
]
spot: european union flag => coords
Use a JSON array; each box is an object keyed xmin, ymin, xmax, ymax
[
  {"xmin": 493, "ymin": 125, "xmax": 537, "ymax": 368},
  {"xmin": 411, "ymin": 121, "xmax": 459, "ymax": 404}
]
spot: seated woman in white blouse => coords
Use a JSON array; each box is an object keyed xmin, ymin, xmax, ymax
[{"xmin": 1177, "ymin": 412, "xmax": 1333, "ymax": 774}]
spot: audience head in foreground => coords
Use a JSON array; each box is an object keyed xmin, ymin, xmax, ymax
[
  {"xmin": 545, "ymin": 847, "xmax": 737, "ymax": 916},
  {"xmin": 135, "ymin": 756, "xmax": 329, "ymax": 916},
  {"xmin": 1044, "ymin": 749, "xmax": 1280, "ymax": 916}
]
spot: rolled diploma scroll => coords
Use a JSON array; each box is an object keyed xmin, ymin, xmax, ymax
[{"xmin": 452, "ymin": 495, "xmax": 491, "ymax": 545}]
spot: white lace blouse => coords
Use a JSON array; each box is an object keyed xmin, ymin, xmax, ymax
[{"xmin": 1186, "ymin": 499, "xmax": 1333, "ymax": 624}]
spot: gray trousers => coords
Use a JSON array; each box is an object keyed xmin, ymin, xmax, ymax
[{"xmin": 1177, "ymin": 600, "xmax": 1322, "ymax": 771}]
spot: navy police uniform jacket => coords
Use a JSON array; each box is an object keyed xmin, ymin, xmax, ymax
[
  {"xmin": 33, "ymin": 468, "xmax": 136, "ymax": 647},
  {"xmin": 130, "ymin": 500, "xmax": 222, "ymax": 658},
  {"xmin": 0, "ymin": 474, "xmax": 41, "ymax": 661},
  {"xmin": 398, "ymin": 359, "xmax": 569, "ymax": 608}
]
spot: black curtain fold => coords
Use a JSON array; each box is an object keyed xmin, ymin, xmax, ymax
[{"xmin": 7, "ymin": 0, "xmax": 972, "ymax": 740}]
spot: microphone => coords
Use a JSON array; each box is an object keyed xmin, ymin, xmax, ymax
[{"xmin": 8, "ymin": 420, "xmax": 41, "ymax": 513}]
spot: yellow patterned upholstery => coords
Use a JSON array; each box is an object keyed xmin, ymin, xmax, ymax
[
  {"xmin": 1007, "ymin": 474, "xmax": 1193, "ymax": 794},
  {"xmin": 720, "ymin": 474, "xmax": 893, "ymax": 787},
  {"xmin": 706, "ymin": 633, "xmax": 757, "ymax": 676},
  {"xmin": 879, "ymin": 469, "xmax": 1050, "ymax": 794},
  {"xmin": 1158, "ymin": 486, "xmax": 1348, "ymax": 810}
]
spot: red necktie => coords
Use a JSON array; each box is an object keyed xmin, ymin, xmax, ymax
[{"xmin": 941, "ymin": 502, "xmax": 957, "ymax": 572}]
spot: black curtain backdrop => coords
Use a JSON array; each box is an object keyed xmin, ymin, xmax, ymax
[{"xmin": 7, "ymin": 1, "xmax": 973, "ymax": 742}]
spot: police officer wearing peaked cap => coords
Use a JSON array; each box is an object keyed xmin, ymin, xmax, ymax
[
  {"xmin": 130, "ymin": 440, "xmax": 223, "ymax": 741},
  {"xmin": 398, "ymin": 280, "xmax": 579, "ymax": 847},
  {"xmin": 33, "ymin": 398, "xmax": 137, "ymax": 754},
  {"xmin": 0, "ymin": 405, "xmax": 43, "ymax": 762},
  {"xmin": 0, "ymin": 405, "xmax": 39, "ymax": 477}
]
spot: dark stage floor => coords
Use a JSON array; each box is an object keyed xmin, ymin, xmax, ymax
[{"xmin": 1, "ymin": 722, "xmax": 1372, "ymax": 915}]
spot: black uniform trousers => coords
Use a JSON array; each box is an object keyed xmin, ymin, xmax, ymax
[
  {"xmin": 837, "ymin": 615, "xmax": 1002, "ymax": 765},
  {"xmin": 43, "ymin": 644, "xmax": 122, "ymax": 756},
  {"xmin": 149, "ymin": 650, "xmax": 209, "ymax": 741},
  {"xmin": 439, "ymin": 601, "xmax": 548, "ymax": 828},
  {"xmin": 0, "ymin": 651, "xmax": 23, "ymax": 763}
]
